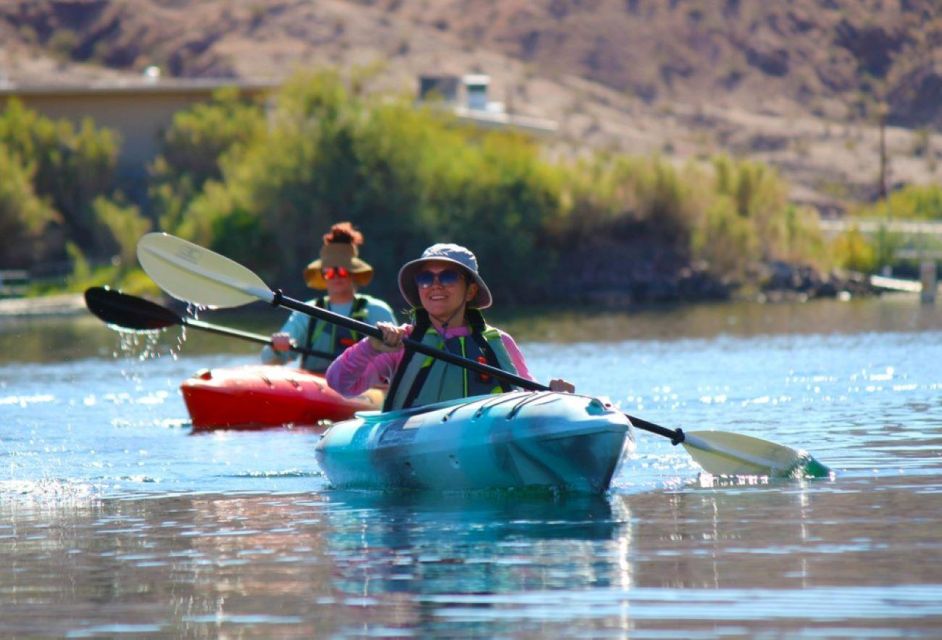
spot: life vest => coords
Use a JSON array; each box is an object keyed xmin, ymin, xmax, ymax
[
  {"xmin": 300, "ymin": 295, "xmax": 371, "ymax": 372},
  {"xmin": 383, "ymin": 309, "xmax": 518, "ymax": 411}
]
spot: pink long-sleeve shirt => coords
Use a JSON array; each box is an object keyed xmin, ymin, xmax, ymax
[{"xmin": 325, "ymin": 323, "xmax": 535, "ymax": 398}]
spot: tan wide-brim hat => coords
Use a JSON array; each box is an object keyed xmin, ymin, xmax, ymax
[
  {"xmin": 398, "ymin": 243, "xmax": 492, "ymax": 309},
  {"xmin": 303, "ymin": 242, "xmax": 374, "ymax": 290}
]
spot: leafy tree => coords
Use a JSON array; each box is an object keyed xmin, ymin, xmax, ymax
[
  {"xmin": 0, "ymin": 99, "xmax": 119, "ymax": 259},
  {"xmin": 0, "ymin": 145, "xmax": 58, "ymax": 267},
  {"xmin": 93, "ymin": 197, "xmax": 152, "ymax": 272},
  {"xmin": 150, "ymin": 86, "xmax": 266, "ymax": 232},
  {"xmin": 193, "ymin": 71, "xmax": 568, "ymax": 300},
  {"xmin": 426, "ymin": 131, "xmax": 563, "ymax": 303}
]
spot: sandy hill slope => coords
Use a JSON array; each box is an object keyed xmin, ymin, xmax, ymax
[{"xmin": 2, "ymin": 0, "xmax": 940, "ymax": 213}]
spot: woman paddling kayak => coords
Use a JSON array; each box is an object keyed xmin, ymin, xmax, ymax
[
  {"xmin": 262, "ymin": 222, "xmax": 396, "ymax": 373},
  {"xmin": 326, "ymin": 243, "xmax": 574, "ymax": 410}
]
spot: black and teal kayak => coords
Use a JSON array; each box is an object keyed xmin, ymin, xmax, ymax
[{"xmin": 314, "ymin": 391, "xmax": 633, "ymax": 493}]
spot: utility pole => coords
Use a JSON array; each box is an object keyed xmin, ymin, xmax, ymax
[{"xmin": 877, "ymin": 101, "xmax": 889, "ymax": 200}]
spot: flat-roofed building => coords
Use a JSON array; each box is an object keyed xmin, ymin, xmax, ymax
[{"xmin": 0, "ymin": 76, "xmax": 279, "ymax": 178}]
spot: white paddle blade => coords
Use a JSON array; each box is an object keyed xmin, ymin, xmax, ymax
[
  {"xmin": 136, "ymin": 232, "xmax": 273, "ymax": 309},
  {"xmin": 682, "ymin": 430, "xmax": 830, "ymax": 478}
]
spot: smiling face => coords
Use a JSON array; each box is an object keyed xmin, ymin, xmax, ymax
[{"xmin": 415, "ymin": 260, "xmax": 479, "ymax": 327}]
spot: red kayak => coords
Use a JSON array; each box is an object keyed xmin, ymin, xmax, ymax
[{"xmin": 180, "ymin": 364, "xmax": 383, "ymax": 431}]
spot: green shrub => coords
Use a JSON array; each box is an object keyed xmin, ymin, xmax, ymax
[
  {"xmin": 712, "ymin": 155, "xmax": 791, "ymax": 260},
  {"xmin": 870, "ymin": 225, "xmax": 905, "ymax": 270},
  {"xmin": 692, "ymin": 194, "xmax": 759, "ymax": 278},
  {"xmin": 859, "ymin": 184, "xmax": 942, "ymax": 220},
  {"xmin": 64, "ymin": 242, "xmax": 93, "ymax": 288},
  {"xmin": 0, "ymin": 100, "xmax": 119, "ymax": 259},
  {"xmin": 93, "ymin": 197, "xmax": 152, "ymax": 272},
  {"xmin": 0, "ymin": 144, "xmax": 58, "ymax": 267},
  {"xmin": 554, "ymin": 153, "xmax": 699, "ymax": 247},
  {"xmin": 832, "ymin": 226, "xmax": 877, "ymax": 272},
  {"xmin": 117, "ymin": 268, "xmax": 163, "ymax": 297},
  {"xmin": 778, "ymin": 204, "xmax": 829, "ymax": 268},
  {"xmin": 150, "ymin": 87, "xmax": 265, "ymax": 232}
]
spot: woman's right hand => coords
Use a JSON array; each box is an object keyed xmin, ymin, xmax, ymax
[
  {"xmin": 270, "ymin": 332, "xmax": 294, "ymax": 352},
  {"xmin": 369, "ymin": 322, "xmax": 406, "ymax": 353}
]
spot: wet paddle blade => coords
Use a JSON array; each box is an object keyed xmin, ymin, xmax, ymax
[
  {"xmin": 84, "ymin": 286, "xmax": 181, "ymax": 331},
  {"xmin": 136, "ymin": 233, "xmax": 273, "ymax": 309},
  {"xmin": 682, "ymin": 430, "xmax": 831, "ymax": 479}
]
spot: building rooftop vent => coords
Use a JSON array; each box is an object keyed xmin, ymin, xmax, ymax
[{"xmin": 462, "ymin": 74, "xmax": 490, "ymax": 111}]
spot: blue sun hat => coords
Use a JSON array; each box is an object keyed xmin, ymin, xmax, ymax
[{"xmin": 398, "ymin": 243, "xmax": 493, "ymax": 309}]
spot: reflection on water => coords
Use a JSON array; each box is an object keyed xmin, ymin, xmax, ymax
[
  {"xmin": 2, "ymin": 478, "xmax": 940, "ymax": 638},
  {"xmin": 2, "ymin": 296, "xmax": 942, "ymax": 636}
]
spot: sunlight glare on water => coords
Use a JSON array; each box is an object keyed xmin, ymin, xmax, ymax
[{"xmin": 1, "ymin": 297, "xmax": 941, "ymax": 638}]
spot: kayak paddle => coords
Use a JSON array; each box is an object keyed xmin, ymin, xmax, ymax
[
  {"xmin": 136, "ymin": 232, "xmax": 831, "ymax": 479},
  {"xmin": 83, "ymin": 285, "xmax": 335, "ymax": 360}
]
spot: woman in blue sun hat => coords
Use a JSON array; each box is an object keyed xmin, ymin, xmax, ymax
[{"xmin": 327, "ymin": 242, "xmax": 574, "ymax": 410}]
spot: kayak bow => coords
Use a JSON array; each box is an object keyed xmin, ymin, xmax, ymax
[{"xmin": 315, "ymin": 391, "xmax": 633, "ymax": 493}]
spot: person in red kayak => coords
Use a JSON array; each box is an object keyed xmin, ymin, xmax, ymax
[
  {"xmin": 262, "ymin": 222, "xmax": 396, "ymax": 373},
  {"xmin": 326, "ymin": 242, "xmax": 574, "ymax": 410}
]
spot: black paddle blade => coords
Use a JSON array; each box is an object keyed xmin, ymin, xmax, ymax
[{"xmin": 84, "ymin": 286, "xmax": 182, "ymax": 331}]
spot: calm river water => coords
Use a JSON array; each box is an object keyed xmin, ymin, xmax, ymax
[{"xmin": 1, "ymin": 296, "xmax": 941, "ymax": 638}]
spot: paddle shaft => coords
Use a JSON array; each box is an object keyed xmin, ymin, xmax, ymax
[
  {"xmin": 84, "ymin": 286, "xmax": 335, "ymax": 360},
  {"xmin": 181, "ymin": 317, "xmax": 335, "ymax": 360},
  {"xmin": 271, "ymin": 290, "xmax": 686, "ymax": 444}
]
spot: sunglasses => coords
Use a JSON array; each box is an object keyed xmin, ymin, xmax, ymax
[
  {"xmin": 321, "ymin": 266, "xmax": 350, "ymax": 280},
  {"xmin": 414, "ymin": 268, "xmax": 463, "ymax": 289}
]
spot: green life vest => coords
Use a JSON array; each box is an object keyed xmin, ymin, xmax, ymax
[
  {"xmin": 383, "ymin": 309, "xmax": 518, "ymax": 411},
  {"xmin": 301, "ymin": 294, "xmax": 371, "ymax": 372}
]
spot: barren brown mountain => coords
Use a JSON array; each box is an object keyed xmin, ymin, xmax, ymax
[{"xmin": 2, "ymin": 0, "xmax": 941, "ymax": 212}]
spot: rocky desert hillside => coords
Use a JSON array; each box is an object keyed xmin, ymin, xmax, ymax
[{"xmin": 1, "ymin": 0, "xmax": 941, "ymax": 213}]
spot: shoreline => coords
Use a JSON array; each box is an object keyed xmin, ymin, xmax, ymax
[
  {"xmin": 0, "ymin": 276, "xmax": 927, "ymax": 320},
  {"xmin": 0, "ymin": 293, "xmax": 86, "ymax": 318}
]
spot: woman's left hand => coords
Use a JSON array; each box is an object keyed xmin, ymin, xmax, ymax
[{"xmin": 549, "ymin": 378, "xmax": 575, "ymax": 393}]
